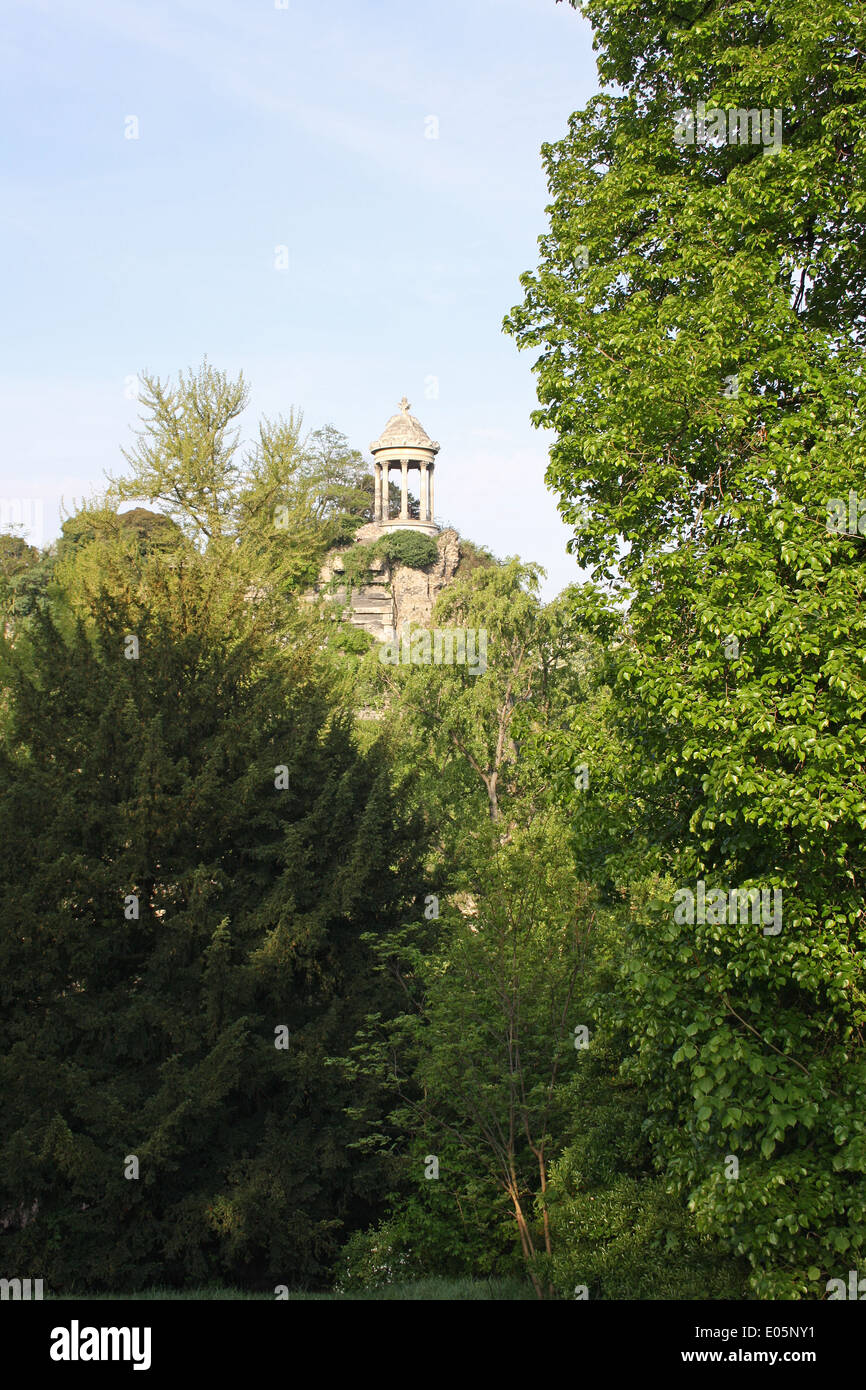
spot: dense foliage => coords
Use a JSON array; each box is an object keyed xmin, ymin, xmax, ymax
[
  {"xmin": 374, "ymin": 531, "xmax": 439, "ymax": 570},
  {"xmin": 505, "ymin": 0, "xmax": 866, "ymax": 1296}
]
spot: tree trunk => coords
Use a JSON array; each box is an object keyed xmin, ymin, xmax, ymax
[{"xmin": 507, "ymin": 1177, "xmax": 544, "ymax": 1299}]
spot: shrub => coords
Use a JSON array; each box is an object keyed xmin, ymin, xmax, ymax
[
  {"xmin": 376, "ymin": 532, "xmax": 438, "ymax": 570},
  {"xmin": 454, "ymin": 538, "xmax": 495, "ymax": 578}
]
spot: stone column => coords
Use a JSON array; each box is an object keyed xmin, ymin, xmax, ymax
[
  {"xmin": 429, "ymin": 466, "xmax": 434, "ymax": 522},
  {"xmin": 374, "ymin": 464, "xmax": 381, "ymax": 522},
  {"xmin": 420, "ymin": 462, "xmax": 429, "ymax": 521},
  {"xmin": 380, "ymin": 462, "xmax": 388, "ymax": 520},
  {"xmin": 400, "ymin": 459, "xmax": 409, "ymax": 520}
]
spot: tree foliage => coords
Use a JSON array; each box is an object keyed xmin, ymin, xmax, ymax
[
  {"xmin": 507, "ymin": 0, "xmax": 866, "ymax": 1296},
  {"xmin": 0, "ymin": 527, "xmax": 426, "ymax": 1292}
]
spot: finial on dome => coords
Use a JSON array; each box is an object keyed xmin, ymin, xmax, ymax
[{"xmin": 370, "ymin": 398, "xmax": 439, "ymax": 455}]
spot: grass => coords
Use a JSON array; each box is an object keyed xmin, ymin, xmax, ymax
[{"xmin": 51, "ymin": 1277, "xmax": 535, "ymax": 1301}]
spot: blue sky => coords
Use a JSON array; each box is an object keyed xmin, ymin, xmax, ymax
[{"xmin": 1, "ymin": 0, "xmax": 599, "ymax": 595}]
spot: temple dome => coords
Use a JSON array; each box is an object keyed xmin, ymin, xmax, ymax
[{"xmin": 370, "ymin": 396, "xmax": 439, "ymax": 455}]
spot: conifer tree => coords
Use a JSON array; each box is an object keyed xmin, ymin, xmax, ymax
[{"xmin": 0, "ymin": 547, "xmax": 425, "ymax": 1291}]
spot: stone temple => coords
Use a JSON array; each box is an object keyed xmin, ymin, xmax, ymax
[
  {"xmin": 315, "ymin": 397, "xmax": 460, "ymax": 641},
  {"xmin": 364, "ymin": 395, "xmax": 440, "ymax": 538}
]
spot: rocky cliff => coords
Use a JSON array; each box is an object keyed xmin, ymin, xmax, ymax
[{"xmin": 314, "ymin": 527, "xmax": 461, "ymax": 642}]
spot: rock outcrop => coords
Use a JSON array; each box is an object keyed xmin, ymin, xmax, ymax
[{"xmin": 314, "ymin": 528, "xmax": 461, "ymax": 642}]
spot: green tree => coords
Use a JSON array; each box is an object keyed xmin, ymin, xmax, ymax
[
  {"xmin": 373, "ymin": 558, "xmax": 548, "ymax": 826},
  {"xmin": 111, "ymin": 362, "xmax": 373, "ymax": 596},
  {"xmin": 299, "ymin": 424, "xmax": 373, "ymax": 536},
  {"xmin": 0, "ymin": 542, "xmax": 426, "ymax": 1292},
  {"xmin": 507, "ymin": 0, "xmax": 866, "ymax": 1295},
  {"xmin": 113, "ymin": 361, "xmax": 249, "ymax": 544},
  {"xmin": 0, "ymin": 533, "xmax": 53, "ymax": 634},
  {"xmin": 347, "ymin": 818, "xmax": 593, "ymax": 1298}
]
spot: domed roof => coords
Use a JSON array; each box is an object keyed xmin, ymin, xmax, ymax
[{"xmin": 370, "ymin": 397, "xmax": 439, "ymax": 454}]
